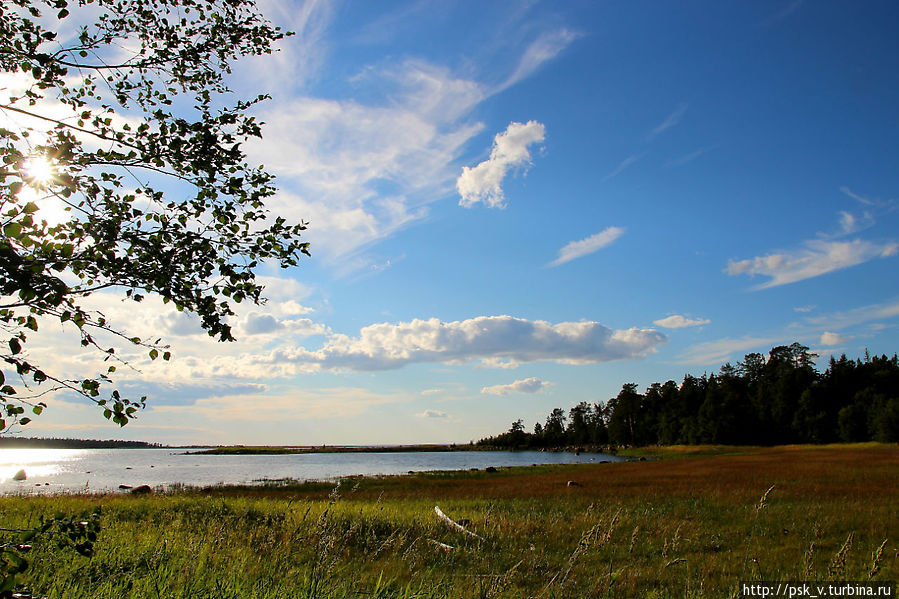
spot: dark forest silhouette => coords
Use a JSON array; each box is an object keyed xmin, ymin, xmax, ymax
[{"xmin": 477, "ymin": 343, "xmax": 899, "ymax": 448}]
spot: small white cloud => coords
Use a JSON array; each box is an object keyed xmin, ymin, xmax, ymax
[
  {"xmin": 549, "ymin": 227, "xmax": 625, "ymax": 267},
  {"xmin": 416, "ymin": 409, "xmax": 448, "ymax": 419},
  {"xmin": 653, "ymin": 315, "xmax": 711, "ymax": 329},
  {"xmin": 793, "ymin": 305, "xmax": 816, "ymax": 313},
  {"xmin": 481, "ymin": 377, "xmax": 550, "ymax": 395},
  {"xmin": 726, "ymin": 239, "xmax": 898, "ymax": 289},
  {"xmin": 457, "ymin": 121, "xmax": 546, "ymax": 209},
  {"xmin": 820, "ymin": 332, "xmax": 851, "ymax": 346}
]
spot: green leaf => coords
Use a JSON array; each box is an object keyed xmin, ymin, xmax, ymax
[
  {"xmin": 8, "ymin": 338, "xmax": 22, "ymax": 354},
  {"xmin": 3, "ymin": 222, "xmax": 22, "ymax": 238}
]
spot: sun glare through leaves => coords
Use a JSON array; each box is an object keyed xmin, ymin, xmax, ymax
[{"xmin": 21, "ymin": 154, "xmax": 55, "ymax": 188}]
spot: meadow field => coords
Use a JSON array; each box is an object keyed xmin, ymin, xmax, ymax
[{"xmin": 1, "ymin": 444, "xmax": 896, "ymax": 598}]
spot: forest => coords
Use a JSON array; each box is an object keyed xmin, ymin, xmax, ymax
[{"xmin": 477, "ymin": 343, "xmax": 899, "ymax": 448}]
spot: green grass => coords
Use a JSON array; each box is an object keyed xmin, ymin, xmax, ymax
[{"xmin": 1, "ymin": 444, "xmax": 896, "ymax": 598}]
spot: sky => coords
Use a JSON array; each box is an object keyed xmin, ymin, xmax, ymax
[{"xmin": 9, "ymin": 0, "xmax": 899, "ymax": 445}]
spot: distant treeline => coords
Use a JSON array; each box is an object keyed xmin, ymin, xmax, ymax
[
  {"xmin": 0, "ymin": 437, "xmax": 163, "ymax": 449},
  {"xmin": 477, "ymin": 343, "xmax": 899, "ymax": 449}
]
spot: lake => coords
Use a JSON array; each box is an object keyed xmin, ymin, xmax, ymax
[{"xmin": 0, "ymin": 448, "xmax": 624, "ymax": 495}]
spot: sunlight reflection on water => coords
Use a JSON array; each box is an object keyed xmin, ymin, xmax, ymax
[{"xmin": 0, "ymin": 449, "xmax": 85, "ymax": 483}]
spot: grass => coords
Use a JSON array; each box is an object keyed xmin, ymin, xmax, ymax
[{"xmin": 1, "ymin": 444, "xmax": 896, "ymax": 598}]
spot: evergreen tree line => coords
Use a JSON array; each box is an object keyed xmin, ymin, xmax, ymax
[{"xmin": 476, "ymin": 343, "xmax": 899, "ymax": 448}]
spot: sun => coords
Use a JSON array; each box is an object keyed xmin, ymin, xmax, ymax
[{"xmin": 22, "ymin": 155, "xmax": 56, "ymax": 187}]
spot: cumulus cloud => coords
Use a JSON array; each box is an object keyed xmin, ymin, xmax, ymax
[
  {"xmin": 653, "ymin": 315, "xmax": 711, "ymax": 329},
  {"xmin": 239, "ymin": 314, "xmax": 329, "ymax": 337},
  {"xmin": 481, "ymin": 377, "xmax": 550, "ymax": 395},
  {"xmin": 549, "ymin": 227, "xmax": 625, "ymax": 267},
  {"xmin": 820, "ymin": 332, "xmax": 851, "ymax": 346},
  {"xmin": 457, "ymin": 121, "xmax": 546, "ymax": 209},
  {"xmin": 726, "ymin": 239, "xmax": 898, "ymax": 289},
  {"xmin": 249, "ymin": 315, "xmax": 666, "ymax": 373}
]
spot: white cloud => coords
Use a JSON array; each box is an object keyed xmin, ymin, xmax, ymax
[
  {"xmin": 726, "ymin": 239, "xmax": 898, "ymax": 289},
  {"xmin": 549, "ymin": 227, "xmax": 625, "ymax": 267},
  {"xmin": 653, "ymin": 315, "xmax": 711, "ymax": 329},
  {"xmin": 793, "ymin": 305, "xmax": 816, "ymax": 313},
  {"xmin": 250, "ymin": 91, "xmax": 483, "ymax": 261},
  {"xmin": 457, "ymin": 121, "xmax": 546, "ymax": 209},
  {"xmin": 246, "ymin": 315, "xmax": 666, "ymax": 373},
  {"xmin": 481, "ymin": 377, "xmax": 550, "ymax": 395},
  {"xmin": 820, "ymin": 332, "xmax": 851, "ymax": 346},
  {"xmin": 416, "ymin": 409, "xmax": 448, "ymax": 419},
  {"xmin": 239, "ymin": 313, "xmax": 328, "ymax": 337}
]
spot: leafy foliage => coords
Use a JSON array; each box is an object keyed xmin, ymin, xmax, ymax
[
  {"xmin": 0, "ymin": 0, "xmax": 308, "ymax": 429},
  {"xmin": 0, "ymin": 507, "xmax": 102, "ymax": 597}
]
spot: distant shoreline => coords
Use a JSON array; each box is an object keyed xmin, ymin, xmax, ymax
[
  {"xmin": 0, "ymin": 437, "xmax": 165, "ymax": 450},
  {"xmin": 188, "ymin": 444, "xmax": 618, "ymax": 455},
  {"xmin": 191, "ymin": 444, "xmax": 470, "ymax": 455},
  {"xmin": 0, "ymin": 438, "xmax": 619, "ymax": 455}
]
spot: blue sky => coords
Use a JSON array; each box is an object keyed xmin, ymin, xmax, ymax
[{"xmin": 15, "ymin": 0, "xmax": 899, "ymax": 445}]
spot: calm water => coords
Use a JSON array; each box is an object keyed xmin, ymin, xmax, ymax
[{"xmin": 0, "ymin": 448, "xmax": 624, "ymax": 495}]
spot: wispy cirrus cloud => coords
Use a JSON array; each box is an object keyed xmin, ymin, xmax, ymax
[
  {"xmin": 243, "ymin": 16, "xmax": 576, "ymax": 271},
  {"xmin": 496, "ymin": 29, "xmax": 581, "ymax": 92},
  {"xmin": 676, "ymin": 336, "xmax": 782, "ymax": 366},
  {"xmin": 648, "ymin": 103, "xmax": 688, "ymax": 139},
  {"xmin": 653, "ymin": 315, "xmax": 710, "ymax": 329},
  {"xmin": 481, "ymin": 377, "xmax": 551, "ymax": 395},
  {"xmin": 603, "ymin": 153, "xmax": 645, "ymax": 181},
  {"xmin": 726, "ymin": 239, "xmax": 898, "ymax": 289},
  {"xmin": 457, "ymin": 120, "xmax": 546, "ymax": 209},
  {"xmin": 548, "ymin": 227, "xmax": 625, "ymax": 267},
  {"xmin": 802, "ymin": 298, "xmax": 899, "ymax": 332},
  {"xmin": 665, "ymin": 145, "xmax": 716, "ymax": 168}
]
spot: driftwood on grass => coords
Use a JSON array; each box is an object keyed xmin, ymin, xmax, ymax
[{"xmin": 434, "ymin": 506, "xmax": 484, "ymax": 541}]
